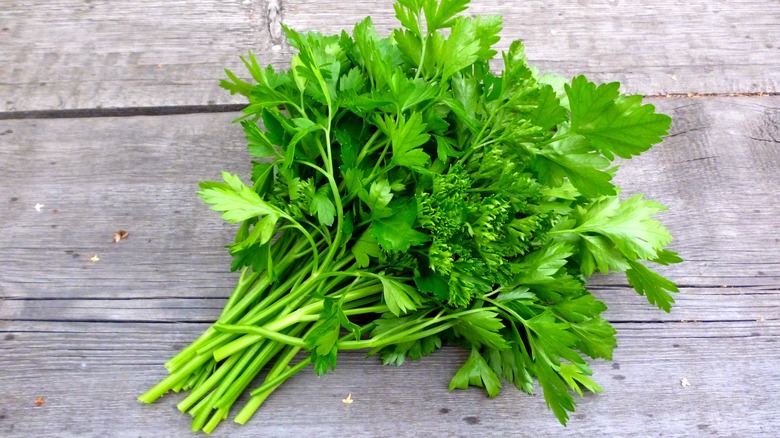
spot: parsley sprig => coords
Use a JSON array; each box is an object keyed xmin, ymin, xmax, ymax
[{"xmin": 139, "ymin": 0, "xmax": 681, "ymax": 430}]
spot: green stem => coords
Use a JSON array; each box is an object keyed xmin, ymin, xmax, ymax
[
  {"xmin": 339, "ymin": 307, "xmax": 495, "ymax": 350},
  {"xmin": 249, "ymin": 357, "xmax": 312, "ymax": 397},
  {"xmin": 202, "ymin": 407, "xmax": 229, "ymax": 434},
  {"xmin": 355, "ymin": 129, "xmax": 383, "ymax": 166},
  {"xmin": 213, "ymin": 281, "xmax": 383, "ymax": 361},
  {"xmin": 213, "ymin": 324, "xmax": 306, "ymax": 411},
  {"xmin": 234, "ymin": 344, "xmax": 302, "ymax": 424},
  {"xmin": 190, "ymin": 391, "xmax": 218, "ymax": 431},
  {"xmin": 177, "ymin": 354, "xmax": 241, "ymax": 412},
  {"xmin": 138, "ymin": 352, "xmax": 211, "ymax": 403},
  {"xmin": 246, "ymin": 324, "xmax": 375, "ymax": 399},
  {"xmin": 219, "ymin": 268, "xmax": 261, "ymax": 319},
  {"xmin": 214, "ymin": 323, "xmax": 307, "ymax": 348}
]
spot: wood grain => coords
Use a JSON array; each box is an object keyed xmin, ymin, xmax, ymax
[
  {"xmin": 2, "ymin": 0, "xmax": 779, "ymax": 114},
  {"xmin": 1, "ymin": 98, "xmax": 777, "ymax": 305},
  {"xmin": 0, "ymin": 285, "xmax": 775, "ymax": 324},
  {"xmin": 1, "ymin": 320, "xmax": 777, "ymax": 436},
  {"xmin": 285, "ymin": 0, "xmax": 780, "ymax": 96},
  {"xmin": 0, "ymin": 0, "xmax": 286, "ymax": 113},
  {"xmin": 1, "ymin": 98, "xmax": 779, "ymax": 434}
]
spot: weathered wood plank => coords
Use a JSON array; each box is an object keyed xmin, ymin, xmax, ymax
[
  {"xmin": 1, "ymin": 286, "xmax": 776, "ymax": 324},
  {"xmin": 285, "ymin": 0, "xmax": 780, "ymax": 96},
  {"xmin": 0, "ymin": 0, "xmax": 286, "ymax": 113},
  {"xmin": 1, "ymin": 320, "xmax": 777, "ymax": 436},
  {"xmin": 2, "ymin": 0, "xmax": 779, "ymax": 113},
  {"xmin": 1, "ymin": 98, "xmax": 778, "ymax": 307},
  {"xmin": 284, "ymin": 0, "xmax": 780, "ymax": 94}
]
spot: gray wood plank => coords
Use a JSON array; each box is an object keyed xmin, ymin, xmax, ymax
[
  {"xmin": 0, "ymin": 0, "xmax": 287, "ymax": 113},
  {"xmin": 1, "ymin": 320, "xmax": 778, "ymax": 436},
  {"xmin": 1, "ymin": 286, "xmax": 776, "ymax": 324},
  {"xmin": 1, "ymin": 97, "xmax": 779, "ymax": 434},
  {"xmin": 285, "ymin": 0, "xmax": 780, "ymax": 96},
  {"xmin": 1, "ymin": 98, "xmax": 778, "ymax": 307},
  {"xmin": 2, "ymin": 0, "xmax": 779, "ymax": 113}
]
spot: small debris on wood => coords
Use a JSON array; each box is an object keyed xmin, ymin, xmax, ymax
[
  {"xmin": 34, "ymin": 203, "xmax": 44, "ymax": 212},
  {"xmin": 34, "ymin": 396, "xmax": 45, "ymax": 406},
  {"xmin": 342, "ymin": 393, "xmax": 353, "ymax": 405},
  {"xmin": 113, "ymin": 230, "xmax": 129, "ymax": 243},
  {"xmin": 758, "ymin": 316, "xmax": 766, "ymax": 323},
  {"xmin": 52, "ymin": 208, "xmax": 59, "ymax": 214},
  {"xmin": 89, "ymin": 254, "xmax": 100, "ymax": 263},
  {"xmin": 680, "ymin": 378, "xmax": 691, "ymax": 388}
]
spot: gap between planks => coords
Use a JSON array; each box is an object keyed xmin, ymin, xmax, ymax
[{"xmin": 1, "ymin": 93, "xmax": 780, "ymax": 121}]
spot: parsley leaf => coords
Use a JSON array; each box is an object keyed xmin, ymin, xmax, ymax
[
  {"xmin": 378, "ymin": 275, "xmax": 424, "ymax": 316},
  {"xmin": 371, "ymin": 201, "xmax": 431, "ymax": 251},
  {"xmin": 144, "ymin": 0, "xmax": 682, "ymax": 431},
  {"xmin": 567, "ymin": 75, "xmax": 672, "ymax": 160},
  {"xmin": 198, "ymin": 172, "xmax": 279, "ymax": 223},
  {"xmin": 449, "ymin": 347, "xmax": 502, "ymax": 397},
  {"xmin": 379, "ymin": 112, "xmax": 431, "ymax": 169},
  {"xmin": 626, "ymin": 260, "xmax": 679, "ymax": 312}
]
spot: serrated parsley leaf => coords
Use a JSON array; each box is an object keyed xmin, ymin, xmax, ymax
[
  {"xmin": 380, "ymin": 334, "xmax": 442, "ymax": 366},
  {"xmin": 351, "ymin": 230, "xmax": 381, "ymax": 268},
  {"xmin": 379, "ymin": 112, "xmax": 431, "ymax": 169},
  {"xmin": 378, "ymin": 275, "xmax": 423, "ymax": 316},
  {"xmin": 573, "ymin": 195, "xmax": 673, "ymax": 261},
  {"xmin": 566, "ymin": 75, "xmax": 672, "ymax": 160},
  {"xmin": 439, "ymin": 18, "xmax": 481, "ymax": 80},
  {"xmin": 578, "ymin": 234, "xmax": 630, "ymax": 275},
  {"xmin": 568, "ymin": 316, "xmax": 617, "ymax": 360},
  {"xmin": 534, "ymin": 135, "xmax": 616, "ymax": 197},
  {"xmin": 303, "ymin": 301, "xmax": 341, "ymax": 375},
  {"xmin": 626, "ymin": 260, "xmax": 679, "ymax": 312},
  {"xmin": 531, "ymin": 84, "xmax": 568, "ymax": 130},
  {"xmin": 449, "ymin": 347, "xmax": 502, "ymax": 397},
  {"xmin": 453, "ymin": 311, "xmax": 510, "ymax": 350},
  {"xmin": 242, "ymin": 120, "xmax": 278, "ymax": 158},
  {"xmin": 198, "ymin": 172, "xmax": 278, "ymax": 223},
  {"xmin": 309, "ymin": 185, "xmax": 336, "ymax": 226},
  {"xmin": 422, "ymin": 0, "xmax": 470, "ymax": 32},
  {"xmin": 556, "ymin": 363, "xmax": 603, "ymax": 397},
  {"xmin": 512, "ymin": 241, "xmax": 573, "ymax": 284},
  {"xmin": 653, "ymin": 249, "xmax": 684, "ymax": 265},
  {"xmin": 370, "ymin": 201, "xmax": 430, "ymax": 251},
  {"xmin": 359, "ymin": 179, "xmax": 394, "ymax": 219}
]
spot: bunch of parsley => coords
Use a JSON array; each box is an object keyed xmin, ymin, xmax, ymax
[{"xmin": 139, "ymin": 0, "xmax": 681, "ymax": 431}]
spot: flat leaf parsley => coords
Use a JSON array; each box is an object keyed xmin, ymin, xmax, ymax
[{"xmin": 140, "ymin": 0, "xmax": 681, "ymax": 431}]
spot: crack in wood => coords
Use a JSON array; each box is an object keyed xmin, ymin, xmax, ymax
[
  {"xmin": 747, "ymin": 135, "xmax": 780, "ymax": 144},
  {"xmin": 0, "ymin": 319, "xmax": 214, "ymax": 324},
  {"xmin": 666, "ymin": 126, "xmax": 707, "ymax": 138},
  {"xmin": 649, "ymin": 91, "xmax": 780, "ymax": 98},
  {"xmin": 0, "ymin": 104, "xmax": 246, "ymax": 120},
  {"xmin": 267, "ymin": 0, "xmax": 283, "ymax": 43}
]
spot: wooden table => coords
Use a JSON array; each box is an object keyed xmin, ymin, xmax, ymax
[{"xmin": 2, "ymin": 1, "xmax": 779, "ymax": 436}]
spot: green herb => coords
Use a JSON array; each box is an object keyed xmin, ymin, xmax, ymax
[{"xmin": 139, "ymin": 0, "xmax": 681, "ymax": 430}]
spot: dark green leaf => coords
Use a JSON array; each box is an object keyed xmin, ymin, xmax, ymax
[
  {"xmin": 309, "ymin": 185, "xmax": 336, "ymax": 226},
  {"xmin": 370, "ymin": 201, "xmax": 431, "ymax": 251},
  {"xmin": 378, "ymin": 275, "xmax": 423, "ymax": 316},
  {"xmin": 351, "ymin": 230, "xmax": 381, "ymax": 268}
]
